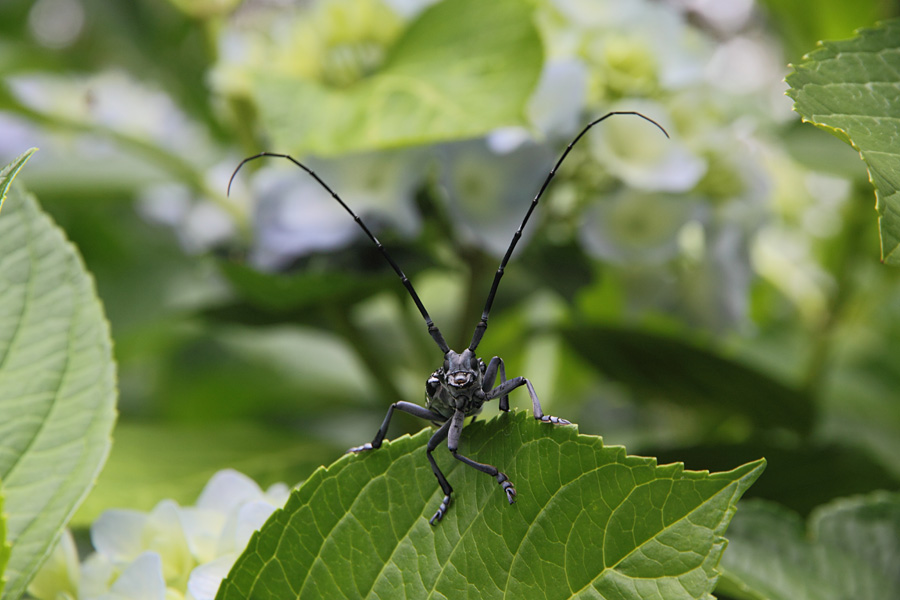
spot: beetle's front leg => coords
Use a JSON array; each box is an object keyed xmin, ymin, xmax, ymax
[
  {"xmin": 347, "ymin": 401, "xmax": 443, "ymax": 453},
  {"xmin": 486, "ymin": 377, "xmax": 571, "ymax": 425}
]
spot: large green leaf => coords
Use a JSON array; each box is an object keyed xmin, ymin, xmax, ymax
[
  {"xmin": 0, "ymin": 183, "xmax": 117, "ymax": 600},
  {"xmin": 0, "ymin": 149, "xmax": 36, "ymax": 216},
  {"xmin": 786, "ymin": 19, "xmax": 900, "ymax": 265},
  {"xmin": 216, "ymin": 411, "xmax": 765, "ymax": 600},
  {"xmin": 0, "ymin": 485, "xmax": 8, "ymax": 598},
  {"xmin": 561, "ymin": 325, "xmax": 814, "ymax": 434},
  {"xmin": 254, "ymin": 0, "xmax": 543, "ymax": 156},
  {"xmin": 718, "ymin": 493, "xmax": 900, "ymax": 600}
]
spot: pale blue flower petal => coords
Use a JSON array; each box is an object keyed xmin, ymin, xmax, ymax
[
  {"xmin": 91, "ymin": 509, "xmax": 149, "ymax": 564},
  {"xmin": 588, "ymin": 100, "xmax": 706, "ymax": 192},
  {"xmin": 579, "ymin": 190, "xmax": 700, "ymax": 265},
  {"xmin": 439, "ymin": 139, "xmax": 554, "ymax": 257}
]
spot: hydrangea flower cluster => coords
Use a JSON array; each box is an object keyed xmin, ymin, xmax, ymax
[
  {"xmin": 204, "ymin": 0, "xmax": 832, "ymax": 331},
  {"xmin": 1, "ymin": 0, "xmax": 854, "ymax": 332},
  {"xmin": 27, "ymin": 470, "xmax": 291, "ymax": 600}
]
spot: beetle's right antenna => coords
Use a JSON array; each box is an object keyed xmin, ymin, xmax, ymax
[
  {"xmin": 228, "ymin": 153, "xmax": 451, "ymax": 354},
  {"xmin": 468, "ymin": 111, "xmax": 669, "ymax": 352}
]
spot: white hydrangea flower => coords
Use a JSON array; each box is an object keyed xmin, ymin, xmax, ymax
[
  {"xmin": 439, "ymin": 139, "xmax": 554, "ymax": 257},
  {"xmin": 588, "ymin": 100, "xmax": 706, "ymax": 193},
  {"xmin": 27, "ymin": 529, "xmax": 80, "ymax": 600},
  {"xmin": 249, "ymin": 149, "xmax": 424, "ymax": 270},
  {"xmin": 579, "ymin": 188, "xmax": 701, "ymax": 265},
  {"xmin": 5, "ymin": 70, "xmax": 214, "ymax": 158},
  {"xmin": 28, "ymin": 470, "xmax": 292, "ymax": 600}
]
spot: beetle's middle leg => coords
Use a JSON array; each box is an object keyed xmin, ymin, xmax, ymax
[
  {"xmin": 446, "ymin": 409, "xmax": 516, "ymax": 505},
  {"xmin": 486, "ymin": 377, "xmax": 571, "ymax": 425}
]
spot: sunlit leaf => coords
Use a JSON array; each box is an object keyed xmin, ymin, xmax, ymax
[
  {"xmin": 786, "ymin": 19, "xmax": 900, "ymax": 264},
  {"xmin": 217, "ymin": 411, "xmax": 765, "ymax": 600},
  {"xmin": 254, "ymin": 0, "xmax": 542, "ymax": 156},
  {"xmin": 718, "ymin": 493, "xmax": 900, "ymax": 600},
  {"xmin": 0, "ymin": 485, "xmax": 9, "ymax": 598},
  {"xmin": 0, "ymin": 183, "xmax": 117, "ymax": 600},
  {"xmin": 0, "ymin": 149, "xmax": 36, "ymax": 216}
]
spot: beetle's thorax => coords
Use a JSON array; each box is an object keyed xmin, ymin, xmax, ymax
[{"xmin": 425, "ymin": 349, "xmax": 486, "ymax": 418}]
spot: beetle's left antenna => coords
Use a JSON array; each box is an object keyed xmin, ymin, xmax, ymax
[
  {"xmin": 229, "ymin": 153, "xmax": 451, "ymax": 354},
  {"xmin": 468, "ymin": 111, "xmax": 669, "ymax": 352}
]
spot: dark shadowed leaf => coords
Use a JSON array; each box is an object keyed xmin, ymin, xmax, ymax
[
  {"xmin": 561, "ymin": 325, "xmax": 814, "ymax": 434},
  {"xmin": 718, "ymin": 493, "xmax": 900, "ymax": 600},
  {"xmin": 650, "ymin": 441, "xmax": 900, "ymax": 517}
]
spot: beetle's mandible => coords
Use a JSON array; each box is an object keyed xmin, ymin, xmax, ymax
[{"xmin": 229, "ymin": 111, "xmax": 668, "ymax": 525}]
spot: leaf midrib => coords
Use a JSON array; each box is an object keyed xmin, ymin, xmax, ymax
[{"xmin": 570, "ymin": 475, "xmax": 743, "ymax": 599}]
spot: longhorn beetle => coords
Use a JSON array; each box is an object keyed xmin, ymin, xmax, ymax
[{"xmin": 229, "ymin": 111, "xmax": 668, "ymax": 525}]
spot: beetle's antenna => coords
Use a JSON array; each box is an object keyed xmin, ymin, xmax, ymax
[
  {"xmin": 229, "ymin": 153, "xmax": 451, "ymax": 354},
  {"xmin": 468, "ymin": 111, "xmax": 669, "ymax": 352}
]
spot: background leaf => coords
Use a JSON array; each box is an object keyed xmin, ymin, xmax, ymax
[
  {"xmin": 254, "ymin": 0, "xmax": 543, "ymax": 156},
  {"xmin": 756, "ymin": 0, "xmax": 886, "ymax": 61},
  {"xmin": 562, "ymin": 325, "xmax": 814, "ymax": 434},
  {"xmin": 216, "ymin": 411, "xmax": 765, "ymax": 600},
  {"xmin": 717, "ymin": 493, "xmax": 900, "ymax": 600},
  {"xmin": 786, "ymin": 19, "xmax": 900, "ymax": 264},
  {"xmin": 0, "ymin": 183, "xmax": 117, "ymax": 600},
  {"xmin": 650, "ymin": 441, "xmax": 899, "ymax": 516},
  {"xmin": 0, "ymin": 149, "xmax": 35, "ymax": 216},
  {"xmin": 72, "ymin": 422, "xmax": 338, "ymax": 528}
]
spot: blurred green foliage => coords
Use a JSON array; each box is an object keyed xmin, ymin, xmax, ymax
[{"xmin": 2, "ymin": 0, "xmax": 900, "ymax": 597}]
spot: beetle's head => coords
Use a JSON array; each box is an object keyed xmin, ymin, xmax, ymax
[{"xmin": 443, "ymin": 349, "xmax": 482, "ymax": 391}]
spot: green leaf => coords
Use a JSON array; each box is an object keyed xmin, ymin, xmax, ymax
[
  {"xmin": 0, "ymin": 484, "xmax": 9, "ymax": 598},
  {"xmin": 786, "ymin": 19, "xmax": 900, "ymax": 265},
  {"xmin": 0, "ymin": 149, "xmax": 36, "ymax": 216},
  {"xmin": 756, "ymin": 0, "xmax": 886, "ymax": 62},
  {"xmin": 254, "ymin": 0, "xmax": 543, "ymax": 156},
  {"xmin": 216, "ymin": 411, "xmax": 765, "ymax": 600},
  {"xmin": 650, "ymin": 440, "xmax": 900, "ymax": 517},
  {"xmin": 718, "ymin": 493, "xmax": 900, "ymax": 600},
  {"xmin": 561, "ymin": 325, "xmax": 814, "ymax": 434},
  {"xmin": 0, "ymin": 184, "xmax": 117, "ymax": 600},
  {"xmin": 216, "ymin": 259, "xmax": 393, "ymax": 313}
]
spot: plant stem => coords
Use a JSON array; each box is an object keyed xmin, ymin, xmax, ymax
[{"xmin": 801, "ymin": 185, "xmax": 872, "ymax": 397}]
